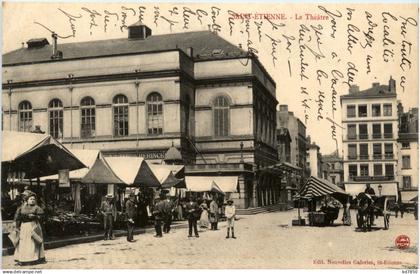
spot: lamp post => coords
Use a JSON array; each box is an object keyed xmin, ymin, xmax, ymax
[{"xmin": 378, "ymin": 184, "xmax": 383, "ymax": 197}]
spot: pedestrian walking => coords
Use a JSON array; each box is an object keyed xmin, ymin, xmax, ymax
[
  {"xmin": 125, "ymin": 193, "xmax": 137, "ymax": 242},
  {"xmin": 209, "ymin": 197, "xmax": 219, "ymax": 230},
  {"xmin": 185, "ymin": 197, "xmax": 200, "ymax": 238},
  {"xmin": 225, "ymin": 199, "xmax": 236, "ymax": 239},
  {"xmin": 199, "ymin": 201, "xmax": 209, "ymax": 230},
  {"xmin": 162, "ymin": 194, "xmax": 174, "ymax": 234},
  {"xmin": 13, "ymin": 191, "xmax": 46, "ymax": 266},
  {"xmin": 100, "ymin": 194, "xmax": 117, "ymax": 240}
]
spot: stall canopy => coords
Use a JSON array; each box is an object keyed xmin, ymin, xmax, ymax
[
  {"xmin": 149, "ymin": 163, "xmax": 184, "ymax": 184},
  {"xmin": 2, "ymin": 131, "xmax": 86, "ymax": 178},
  {"xmin": 161, "ymin": 171, "xmax": 186, "ymax": 189},
  {"xmin": 295, "ymin": 176, "xmax": 351, "ymax": 204},
  {"xmin": 344, "ymin": 182, "xmax": 398, "ymax": 197},
  {"xmin": 185, "ymin": 176, "xmax": 225, "ymax": 194},
  {"xmin": 41, "ymin": 149, "xmax": 101, "ymax": 181},
  {"xmin": 81, "ymin": 156, "xmax": 160, "ymax": 187}
]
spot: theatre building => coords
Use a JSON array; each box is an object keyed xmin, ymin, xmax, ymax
[{"xmin": 2, "ymin": 22, "xmax": 279, "ymax": 210}]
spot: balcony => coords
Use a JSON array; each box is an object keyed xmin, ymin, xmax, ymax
[
  {"xmin": 345, "ymin": 133, "xmax": 394, "ymax": 140},
  {"xmin": 351, "ymin": 175, "xmax": 395, "ymax": 181},
  {"xmin": 347, "ymin": 154, "xmax": 369, "ymax": 160}
]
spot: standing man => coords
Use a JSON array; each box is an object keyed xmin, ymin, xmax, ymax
[
  {"xmin": 162, "ymin": 194, "xmax": 174, "ymax": 234},
  {"xmin": 152, "ymin": 195, "xmax": 164, "ymax": 238},
  {"xmin": 225, "ymin": 199, "xmax": 236, "ymax": 239},
  {"xmin": 125, "ymin": 192, "xmax": 137, "ymax": 242},
  {"xmin": 209, "ymin": 196, "xmax": 219, "ymax": 230},
  {"xmin": 185, "ymin": 196, "xmax": 200, "ymax": 238},
  {"xmin": 100, "ymin": 194, "xmax": 117, "ymax": 241}
]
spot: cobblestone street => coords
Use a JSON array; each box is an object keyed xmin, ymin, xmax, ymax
[{"xmin": 2, "ymin": 209, "xmax": 418, "ymax": 269}]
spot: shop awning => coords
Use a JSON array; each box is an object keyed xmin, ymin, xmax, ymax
[
  {"xmin": 400, "ymin": 191, "xmax": 418, "ymax": 203},
  {"xmin": 82, "ymin": 156, "xmax": 161, "ymax": 187},
  {"xmin": 149, "ymin": 163, "xmax": 184, "ymax": 183},
  {"xmin": 41, "ymin": 149, "xmax": 101, "ymax": 181},
  {"xmin": 211, "ymin": 176, "xmax": 238, "ymax": 193},
  {"xmin": 185, "ymin": 176, "xmax": 225, "ymax": 194},
  {"xmin": 2, "ymin": 131, "xmax": 86, "ymax": 178},
  {"xmin": 343, "ymin": 182, "xmax": 398, "ymax": 197},
  {"xmin": 296, "ymin": 176, "xmax": 350, "ymax": 204},
  {"xmin": 161, "ymin": 171, "xmax": 186, "ymax": 189}
]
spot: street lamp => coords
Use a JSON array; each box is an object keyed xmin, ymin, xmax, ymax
[{"xmin": 378, "ymin": 184, "xmax": 383, "ymax": 197}]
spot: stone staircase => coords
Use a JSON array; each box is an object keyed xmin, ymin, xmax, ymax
[{"xmin": 236, "ymin": 203, "xmax": 292, "ymax": 215}]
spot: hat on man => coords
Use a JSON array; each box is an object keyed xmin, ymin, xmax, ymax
[{"xmin": 105, "ymin": 194, "xmax": 114, "ymax": 199}]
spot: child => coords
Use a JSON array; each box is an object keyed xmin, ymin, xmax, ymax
[{"xmin": 224, "ymin": 199, "xmax": 236, "ymax": 239}]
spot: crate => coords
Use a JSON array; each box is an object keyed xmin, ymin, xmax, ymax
[{"xmin": 292, "ymin": 219, "xmax": 306, "ymax": 226}]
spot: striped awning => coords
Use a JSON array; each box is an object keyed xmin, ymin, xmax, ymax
[{"xmin": 295, "ymin": 176, "xmax": 350, "ymax": 204}]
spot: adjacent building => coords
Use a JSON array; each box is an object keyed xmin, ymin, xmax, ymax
[
  {"xmin": 341, "ymin": 78, "xmax": 399, "ymax": 189},
  {"xmin": 277, "ymin": 105, "xmax": 307, "ymax": 188},
  {"xmin": 397, "ymin": 104, "xmax": 418, "ymax": 204},
  {"xmin": 306, "ymin": 137, "xmax": 323, "ymax": 179},
  {"xmin": 2, "ymin": 22, "xmax": 279, "ymax": 209},
  {"xmin": 322, "ymin": 151, "xmax": 344, "ymax": 187}
]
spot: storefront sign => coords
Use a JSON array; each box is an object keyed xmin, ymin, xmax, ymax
[
  {"xmin": 59, "ymin": 169, "xmax": 70, "ymax": 187},
  {"xmin": 138, "ymin": 151, "xmax": 165, "ymax": 159}
]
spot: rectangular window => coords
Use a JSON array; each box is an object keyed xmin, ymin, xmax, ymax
[
  {"xmin": 349, "ymin": 165, "xmax": 358, "ymax": 179},
  {"xmin": 402, "ymin": 142, "xmax": 410, "ymax": 149},
  {"xmin": 49, "ymin": 110, "xmax": 63, "ymax": 139},
  {"xmin": 81, "ymin": 108, "xmax": 96, "ymax": 138},
  {"xmin": 372, "ymin": 124, "xmax": 382, "ymax": 139},
  {"xmin": 384, "ymin": 123, "xmax": 393, "ymax": 139},
  {"xmin": 372, "ymin": 104, "xmax": 381, "ymax": 117},
  {"xmin": 374, "ymin": 164, "xmax": 383, "ymax": 176},
  {"xmin": 360, "ymin": 164, "xmax": 369, "ymax": 176},
  {"xmin": 348, "ymin": 144, "xmax": 357, "ymax": 160},
  {"xmin": 359, "ymin": 124, "xmax": 368, "ymax": 139},
  {"xmin": 19, "ymin": 111, "xmax": 33, "ymax": 132},
  {"xmin": 383, "ymin": 104, "xmax": 392, "ymax": 116},
  {"xmin": 358, "ymin": 105, "xmax": 367, "ymax": 117},
  {"xmin": 347, "ymin": 105, "xmax": 356, "ymax": 118},
  {"xmin": 385, "ymin": 164, "xmax": 394, "ymax": 177},
  {"xmin": 402, "ymin": 155, "xmax": 411, "ymax": 169},
  {"xmin": 403, "ymin": 176, "xmax": 412, "ymax": 189},
  {"xmin": 113, "ymin": 106, "xmax": 129, "ymax": 137},
  {"xmin": 384, "ymin": 144, "xmax": 393, "ymax": 159},
  {"xmin": 373, "ymin": 143, "xmax": 382, "ymax": 159},
  {"xmin": 348, "ymin": 124, "xmax": 356, "ymax": 140},
  {"xmin": 147, "ymin": 102, "xmax": 163, "ymax": 135},
  {"xmin": 359, "ymin": 144, "xmax": 369, "ymax": 160}
]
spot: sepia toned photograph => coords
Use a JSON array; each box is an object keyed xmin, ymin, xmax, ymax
[{"xmin": 1, "ymin": 1, "xmax": 418, "ymax": 270}]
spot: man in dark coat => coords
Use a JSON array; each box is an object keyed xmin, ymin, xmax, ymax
[
  {"xmin": 125, "ymin": 193, "xmax": 137, "ymax": 242},
  {"xmin": 153, "ymin": 196, "xmax": 165, "ymax": 237},
  {"xmin": 364, "ymin": 184, "xmax": 376, "ymax": 196},
  {"xmin": 162, "ymin": 195, "xmax": 174, "ymax": 234},
  {"xmin": 185, "ymin": 196, "xmax": 200, "ymax": 238}
]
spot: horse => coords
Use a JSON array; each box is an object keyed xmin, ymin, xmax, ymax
[{"xmin": 356, "ymin": 192, "xmax": 375, "ymax": 231}]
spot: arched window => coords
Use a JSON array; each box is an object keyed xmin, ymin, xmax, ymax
[
  {"xmin": 146, "ymin": 92, "xmax": 163, "ymax": 135},
  {"xmin": 113, "ymin": 94, "xmax": 129, "ymax": 137},
  {"xmin": 213, "ymin": 96, "xmax": 230, "ymax": 137},
  {"xmin": 18, "ymin": 101, "xmax": 33, "ymax": 132},
  {"xmin": 80, "ymin": 96, "xmax": 95, "ymax": 138},
  {"xmin": 48, "ymin": 99, "xmax": 63, "ymax": 139}
]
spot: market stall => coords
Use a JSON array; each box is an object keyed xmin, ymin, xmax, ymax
[{"xmin": 294, "ymin": 176, "xmax": 351, "ymax": 226}]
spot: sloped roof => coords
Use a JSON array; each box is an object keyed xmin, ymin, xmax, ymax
[
  {"xmin": 3, "ymin": 31, "xmax": 246, "ymax": 65},
  {"xmin": 149, "ymin": 163, "xmax": 184, "ymax": 183},
  {"xmin": 341, "ymin": 85, "xmax": 396, "ymax": 99},
  {"xmin": 164, "ymin": 146, "xmax": 183, "ymax": 162}
]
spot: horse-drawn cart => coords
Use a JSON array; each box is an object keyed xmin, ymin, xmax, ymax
[
  {"xmin": 344, "ymin": 182, "xmax": 398, "ymax": 232},
  {"xmin": 355, "ymin": 193, "xmax": 391, "ymax": 231}
]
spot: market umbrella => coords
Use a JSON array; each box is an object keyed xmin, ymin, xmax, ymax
[{"xmin": 2, "ymin": 131, "xmax": 86, "ymax": 179}]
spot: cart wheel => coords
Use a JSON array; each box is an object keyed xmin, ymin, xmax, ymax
[{"xmin": 384, "ymin": 214, "xmax": 389, "ymax": 230}]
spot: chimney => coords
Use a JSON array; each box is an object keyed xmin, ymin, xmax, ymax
[
  {"xmin": 349, "ymin": 85, "xmax": 359, "ymax": 94},
  {"xmin": 186, "ymin": 47, "xmax": 194, "ymax": 58},
  {"xmin": 389, "ymin": 76, "xmax": 396, "ymax": 93},
  {"xmin": 52, "ymin": 33, "xmax": 57, "ymax": 56},
  {"xmin": 279, "ymin": 105, "xmax": 288, "ymax": 112}
]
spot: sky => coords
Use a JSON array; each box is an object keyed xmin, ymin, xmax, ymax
[{"xmin": 2, "ymin": 2, "xmax": 419, "ymax": 155}]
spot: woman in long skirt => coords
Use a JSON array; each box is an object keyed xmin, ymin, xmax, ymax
[
  {"xmin": 14, "ymin": 192, "xmax": 46, "ymax": 266},
  {"xmin": 199, "ymin": 201, "xmax": 209, "ymax": 230}
]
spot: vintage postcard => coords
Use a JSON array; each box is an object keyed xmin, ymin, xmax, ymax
[{"xmin": 1, "ymin": 1, "xmax": 418, "ymax": 270}]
